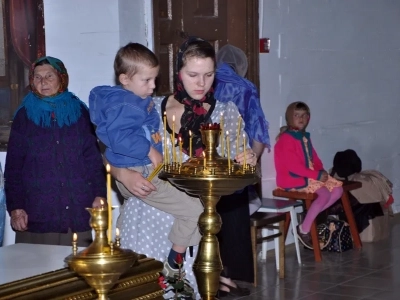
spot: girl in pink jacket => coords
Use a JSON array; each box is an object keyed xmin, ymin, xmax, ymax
[{"xmin": 274, "ymin": 102, "xmax": 343, "ymax": 249}]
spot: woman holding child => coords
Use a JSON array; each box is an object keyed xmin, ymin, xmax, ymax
[{"xmin": 109, "ymin": 38, "xmax": 258, "ymax": 298}]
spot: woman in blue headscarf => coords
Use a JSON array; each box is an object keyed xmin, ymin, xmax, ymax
[{"xmin": 4, "ymin": 56, "xmax": 106, "ymax": 246}]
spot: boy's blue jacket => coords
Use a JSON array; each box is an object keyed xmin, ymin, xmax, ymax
[{"xmin": 89, "ymin": 85, "xmax": 162, "ymax": 168}]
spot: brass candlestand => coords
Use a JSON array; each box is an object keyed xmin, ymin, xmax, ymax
[
  {"xmin": 159, "ymin": 125, "xmax": 259, "ymax": 300},
  {"xmin": 65, "ymin": 207, "xmax": 139, "ymax": 300}
]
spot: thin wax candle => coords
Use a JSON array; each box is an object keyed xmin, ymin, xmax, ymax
[
  {"xmin": 172, "ymin": 115, "xmax": 176, "ymax": 163},
  {"xmin": 189, "ymin": 130, "xmax": 193, "ymax": 158},
  {"xmin": 236, "ymin": 116, "xmax": 242, "ymax": 155},
  {"xmin": 163, "ymin": 112, "xmax": 167, "ymax": 163},
  {"xmin": 203, "ymin": 151, "xmax": 206, "ymax": 169},
  {"xmin": 226, "ymin": 131, "xmax": 231, "ymax": 170},
  {"xmin": 106, "ymin": 164, "xmax": 112, "ymax": 243},
  {"xmin": 220, "ymin": 113, "xmax": 224, "ymax": 156},
  {"xmin": 243, "ymin": 133, "xmax": 246, "ymax": 171},
  {"xmin": 179, "ymin": 137, "xmax": 183, "ymax": 164}
]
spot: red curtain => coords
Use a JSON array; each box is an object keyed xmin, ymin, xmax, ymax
[{"xmin": 8, "ymin": 0, "xmax": 45, "ymax": 67}]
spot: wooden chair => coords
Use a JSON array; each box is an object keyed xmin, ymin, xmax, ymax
[
  {"xmin": 250, "ymin": 212, "xmax": 285, "ymax": 287},
  {"xmin": 273, "ymin": 181, "xmax": 362, "ymax": 262},
  {"xmin": 258, "ymin": 198, "xmax": 303, "ymax": 265}
]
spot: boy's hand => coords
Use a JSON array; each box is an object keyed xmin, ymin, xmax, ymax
[
  {"xmin": 320, "ymin": 170, "xmax": 329, "ymax": 182},
  {"xmin": 148, "ymin": 146, "xmax": 163, "ymax": 168}
]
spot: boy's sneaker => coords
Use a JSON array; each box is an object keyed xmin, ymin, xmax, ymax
[
  {"xmin": 162, "ymin": 260, "xmax": 186, "ymax": 278},
  {"xmin": 296, "ymin": 225, "xmax": 313, "ymax": 249}
]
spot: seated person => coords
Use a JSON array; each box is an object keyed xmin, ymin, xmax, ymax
[{"xmin": 274, "ymin": 101, "xmax": 343, "ymax": 249}]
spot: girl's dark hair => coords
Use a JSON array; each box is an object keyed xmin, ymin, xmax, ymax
[{"xmin": 114, "ymin": 43, "xmax": 159, "ymax": 80}]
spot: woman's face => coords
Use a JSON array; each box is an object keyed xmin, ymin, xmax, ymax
[
  {"xmin": 179, "ymin": 57, "xmax": 215, "ymax": 100},
  {"xmin": 33, "ymin": 64, "xmax": 61, "ymax": 97}
]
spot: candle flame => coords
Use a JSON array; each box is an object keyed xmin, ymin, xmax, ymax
[
  {"xmin": 106, "ymin": 164, "xmax": 110, "ymax": 172},
  {"xmin": 116, "ymin": 228, "xmax": 120, "ymax": 237},
  {"xmin": 226, "ymin": 131, "xmax": 229, "ymax": 135},
  {"xmin": 179, "ymin": 137, "xmax": 182, "ymax": 142},
  {"xmin": 189, "ymin": 130, "xmax": 192, "ymax": 137},
  {"xmin": 202, "ymin": 151, "xmax": 205, "ymax": 157},
  {"xmin": 100, "ymin": 199, "xmax": 104, "ymax": 206},
  {"xmin": 164, "ymin": 111, "xmax": 166, "ymax": 116},
  {"xmin": 73, "ymin": 233, "xmax": 77, "ymax": 242},
  {"xmin": 173, "ymin": 114, "xmax": 175, "ymax": 121}
]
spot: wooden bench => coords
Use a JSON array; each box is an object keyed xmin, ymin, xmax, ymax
[
  {"xmin": 250, "ymin": 212, "xmax": 285, "ymax": 286},
  {"xmin": 273, "ymin": 180, "xmax": 362, "ymax": 262}
]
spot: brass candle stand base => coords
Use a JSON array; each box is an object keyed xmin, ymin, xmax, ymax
[
  {"xmin": 65, "ymin": 208, "xmax": 139, "ymax": 300},
  {"xmin": 159, "ymin": 127, "xmax": 259, "ymax": 299}
]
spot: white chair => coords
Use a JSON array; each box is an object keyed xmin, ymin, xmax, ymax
[{"xmin": 257, "ymin": 198, "xmax": 303, "ymax": 266}]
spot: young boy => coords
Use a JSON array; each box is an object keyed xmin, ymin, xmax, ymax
[{"xmin": 89, "ymin": 43, "xmax": 203, "ymax": 276}]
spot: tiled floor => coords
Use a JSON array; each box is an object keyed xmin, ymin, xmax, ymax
[{"xmin": 229, "ymin": 214, "xmax": 400, "ymax": 299}]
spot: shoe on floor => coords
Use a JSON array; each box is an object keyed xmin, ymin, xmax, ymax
[
  {"xmin": 296, "ymin": 225, "xmax": 313, "ymax": 249},
  {"xmin": 162, "ymin": 260, "xmax": 186, "ymax": 278},
  {"xmin": 218, "ymin": 281, "xmax": 250, "ymax": 297}
]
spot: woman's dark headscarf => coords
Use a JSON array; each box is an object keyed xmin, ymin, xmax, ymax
[{"xmin": 173, "ymin": 37, "xmax": 216, "ymax": 157}]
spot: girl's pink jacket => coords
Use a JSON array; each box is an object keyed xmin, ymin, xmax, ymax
[{"xmin": 274, "ymin": 131, "xmax": 324, "ymax": 189}]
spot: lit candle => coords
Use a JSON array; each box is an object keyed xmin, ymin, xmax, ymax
[
  {"xmin": 116, "ymin": 228, "xmax": 120, "ymax": 238},
  {"xmin": 243, "ymin": 133, "xmax": 246, "ymax": 171},
  {"xmin": 226, "ymin": 131, "xmax": 231, "ymax": 170},
  {"xmin": 72, "ymin": 232, "xmax": 78, "ymax": 254},
  {"xmin": 106, "ymin": 164, "xmax": 112, "ymax": 243},
  {"xmin": 189, "ymin": 130, "xmax": 193, "ymax": 158},
  {"xmin": 165, "ymin": 134, "xmax": 169, "ymax": 165},
  {"xmin": 179, "ymin": 137, "xmax": 183, "ymax": 164},
  {"xmin": 236, "ymin": 116, "xmax": 242, "ymax": 155},
  {"xmin": 220, "ymin": 113, "xmax": 224, "ymax": 156},
  {"xmin": 163, "ymin": 112, "xmax": 167, "ymax": 163},
  {"xmin": 172, "ymin": 115, "xmax": 176, "ymax": 163},
  {"xmin": 203, "ymin": 151, "xmax": 206, "ymax": 169},
  {"xmin": 100, "ymin": 199, "xmax": 105, "ymax": 208}
]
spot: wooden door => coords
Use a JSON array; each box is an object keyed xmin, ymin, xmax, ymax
[{"xmin": 153, "ymin": 0, "xmax": 259, "ymax": 95}]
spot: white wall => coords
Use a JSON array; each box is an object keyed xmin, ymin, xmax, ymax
[{"xmin": 259, "ymin": 0, "xmax": 400, "ymax": 213}]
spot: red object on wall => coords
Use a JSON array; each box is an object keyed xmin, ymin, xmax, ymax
[{"xmin": 259, "ymin": 38, "xmax": 270, "ymax": 53}]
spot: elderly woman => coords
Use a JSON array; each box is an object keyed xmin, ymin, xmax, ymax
[
  {"xmin": 112, "ymin": 38, "xmax": 258, "ymax": 298},
  {"xmin": 5, "ymin": 56, "xmax": 106, "ymax": 247}
]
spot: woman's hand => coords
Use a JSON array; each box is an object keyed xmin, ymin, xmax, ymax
[
  {"xmin": 235, "ymin": 148, "xmax": 258, "ymax": 166},
  {"xmin": 112, "ymin": 166, "xmax": 157, "ymax": 198},
  {"xmin": 10, "ymin": 209, "xmax": 28, "ymax": 231},
  {"xmin": 320, "ymin": 170, "xmax": 329, "ymax": 182}
]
